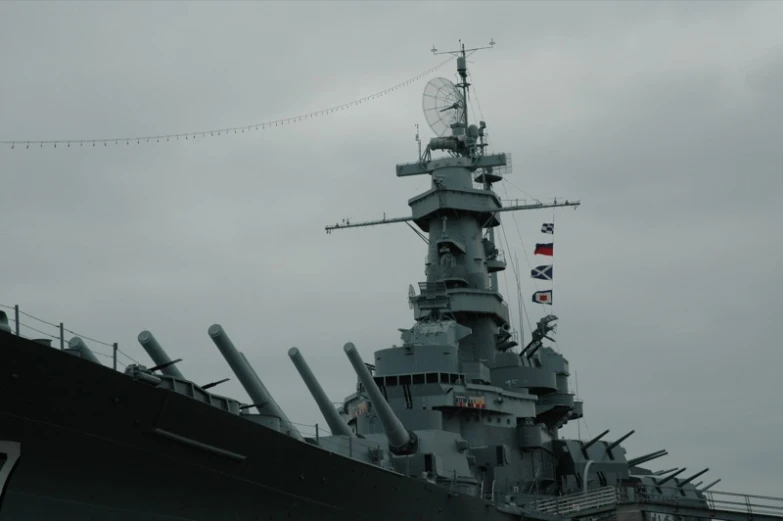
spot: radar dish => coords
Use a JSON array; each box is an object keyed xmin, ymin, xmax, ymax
[
  {"xmin": 422, "ymin": 77, "xmax": 465, "ymax": 137},
  {"xmin": 408, "ymin": 284, "xmax": 416, "ymax": 310}
]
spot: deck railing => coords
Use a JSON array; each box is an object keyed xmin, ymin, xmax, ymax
[{"xmin": 0, "ymin": 303, "xmax": 141, "ymax": 369}]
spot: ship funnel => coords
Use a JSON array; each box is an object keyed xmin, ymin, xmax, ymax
[
  {"xmin": 66, "ymin": 337, "xmax": 102, "ymax": 365},
  {"xmin": 208, "ymin": 324, "xmax": 303, "ymax": 441},
  {"xmin": 137, "ymin": 330, "xmax": 185, "ymax": 379},
  {"xmin": 343, "ymin": 342, "xmax": 417, "ymax": 454},
  {"xmin": 627, "ymin": 450, "xmax": 668, "ymax": 467},
  {"xmin": 288, "ymin": 347, "xmax": 353, "ymax": 437}
]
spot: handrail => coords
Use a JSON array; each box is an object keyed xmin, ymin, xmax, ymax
[
  {"xmin": 639, "ymin": 488, "xmax": 783, "ymax": 519},
  {"xmin": 527, "ymin": 486, "xmax": 783, "ymax": 521},
  {"xmin": 0, "ymin": 303, "xmax": 138, "ymax": 369},
  {"xmin": 529, "ymin": 486, "xmax": 619, "ymax": 515}
]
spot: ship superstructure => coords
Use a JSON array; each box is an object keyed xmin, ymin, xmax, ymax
[{"xmin": 322, "ymin": 41, "xmax": 693, "ymax": 506}]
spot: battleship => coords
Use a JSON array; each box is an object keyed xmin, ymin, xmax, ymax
[{"xmin": 1, "ymin": 42, "xmax": 780, "ymax": 521}]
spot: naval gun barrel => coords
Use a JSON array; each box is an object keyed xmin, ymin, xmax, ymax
[
  {"xmin": 67, "ymin": 337, "xmax": 102, "ymax": 365},
  {"xmin": 657, "ymin": 467, "xmax": 687, "ymax": 485},
  {"xmin": 627, "ymin": 450, "xmax": 668, "ymax": 467},
  {"xmin": 606, "ymin": 430, "xmax": 635, "ymax": 452},
  {"xmin": 137, "ymin": 330, "xmax": 185, "ymax": 379},
  {"xmin": 699, "ymin": 479, "xmax": 721, "ymax": 492},
  {"xmin": 343, "ymin": 342, "xmax": 416, "ymax": 454},
  {"xmin": 678, "ymin": 468, "xmax": 710, "ymax": 486},
  {"xmin": 582, "ymin": 429, "xmax": 610, "ymax": 450},
  {"xmin": 288, "ymin": 347, "xmax": 353, "ymax": 437},
  {"xmin": 208, "ymin": 324, "xmax": 303, "ymax": 441}
]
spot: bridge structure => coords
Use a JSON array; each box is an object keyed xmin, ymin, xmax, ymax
[{"xmin": 524, "ymin": 485, "xmax": 783, "ymax": 521}]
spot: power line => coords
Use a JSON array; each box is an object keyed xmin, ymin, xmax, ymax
[{"xmin": 2, "ymin": 57, "xmax": 455, "ymax": 150}]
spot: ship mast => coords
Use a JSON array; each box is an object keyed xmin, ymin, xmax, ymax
[
  {"xmin": 325, "ymin": 42, "xmax": 579, "ymax": 364},
  {"xmin": 431, "ymin": 39, "xmax": 488, "ymax": 154}
]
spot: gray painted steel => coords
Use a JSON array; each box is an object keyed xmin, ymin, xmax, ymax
[
  {"xmin": 208, "ymin": 323, "xmax": 302, "ymax": 441},
  {"xmin": 343, "ymin": 342, "xmax": 414, "ymax": 452},
  {"xmin": 137, "ymin": 330, "xmax": 185, "ymax": 379},
  {"xmin": 289, "ymin": 346, "xmax": 353, "ymax": 437}
]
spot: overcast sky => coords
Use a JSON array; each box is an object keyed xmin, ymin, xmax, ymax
[{"xmin": 1, "ymin": 1, "xmax": 781, "ymax": 498}]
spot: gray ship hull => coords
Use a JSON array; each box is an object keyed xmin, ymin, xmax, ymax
[{"xmin": 0, "ymin": 331, "xmax": 522, "ymax": 521}]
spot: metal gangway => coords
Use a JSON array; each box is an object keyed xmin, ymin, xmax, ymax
[{"xmin": 524, "ymin": 486, "xmax": 783, "ymax": 521}]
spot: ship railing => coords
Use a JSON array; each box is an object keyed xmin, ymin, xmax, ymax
[
  {"xmin": 702, "ymin": 489, "xmax": 783, "ymax": 518},
  {"xmin": 527, "ymin": 486, "xmax": 619, "ymax": 516},
  {"xmin": 485, "ymin": 246, "xmax": 506, "ymax": 264},
  {"xmin": 633, "ymin": 485, "xmax": 783, "ymax": 520},
  {"xmin": 0, "ymin": 303, "xmax": 140, "ymax": 370},
  {"xmin": 500, "ymin": 197, "xmax": 542, "ymax": 208},
  {"xmin": 295, "ymin": 422, "xmax": 474, "ymax": 483},
  {"xmin": 292, "ymin": 421, "xmax": 383, "ymax": 458}
]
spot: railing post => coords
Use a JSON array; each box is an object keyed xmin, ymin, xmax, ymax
[
  {"xmin": 14, "ymin": 305, "xmax": 19, "ymax": 336},
  {"xmin": 315, "ymin": 423, "xmax": 319, "ymax": 443},
  {"xmin": 113, "ymin": 343, "xmax": 118, "ymax": 370},
  {"xmin": 59, "ymin": 323, "xmax": 65, "ymax": 350}
]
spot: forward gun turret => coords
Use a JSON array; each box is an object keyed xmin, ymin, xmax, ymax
[
  {"xmin": 65, "ymin": 337, "xmax": 102, "ymax": 365},
  {"xmin": 288, "ymin": 347, "xmax": 353, "ymax": 437},
  {"xmin": 208, "ymin": 324, "xmax": 303, "ymax": 441},
  {"xmin": 343, "ymin": 342, "xmax": 417, "ymax": 454},
  {"xmin": 137, "ymin": 330, "xmax": 184, "ymax": 379}
]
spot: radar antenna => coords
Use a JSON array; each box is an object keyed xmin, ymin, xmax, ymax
[
  {"xmin": 408, "ymin": 284, "xmax": 416, "ymax": 310},
  {"xmin": 427, "ymin": 39, "xmax": 497, "ymax": 135},
  {"xmin": 422, "ymin": 78, "xmax": 465, "ymax": 137}
]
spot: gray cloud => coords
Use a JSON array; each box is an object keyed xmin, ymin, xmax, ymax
[{"xmin": 1, "ymin": 0, "xmax": 781, "ymax": 497}]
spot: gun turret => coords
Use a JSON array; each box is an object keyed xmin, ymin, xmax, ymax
[
  {"xmin": 343, "ymin": 342, "xmax": 417, "ymax": 454},
  {"xmin": 137, "ymin": 330, "xmax": 184, "ymax": 379},
  {"xmin": 288, "ymin": 347, "xmax": 353, "ymax": 437},
  {"xmin": 66, "ymin": 337, "xmax": 102, "ymax": 365},
  {"xmin": 208, "ymin": 324, "xmax": 303, "ymax": 441},
  {"xmin": 627, "ymin": 449, "xmax": 668, "ymax": 467}
]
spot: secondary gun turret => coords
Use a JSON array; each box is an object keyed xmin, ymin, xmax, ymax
[
  {"xmin": 208, "ymin": 324, "xmax": 303, "ymax": 441},
  {"xmin": 343, "ymin": 342, "xmax": 417, "ymax": 454},
  {"xmin": 137, "ymin": 330, "xmax": 185, "ymax": 379},
  {"xmin": 288, "ymin": 347, "xmax": 353, "ymax": 437}
]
